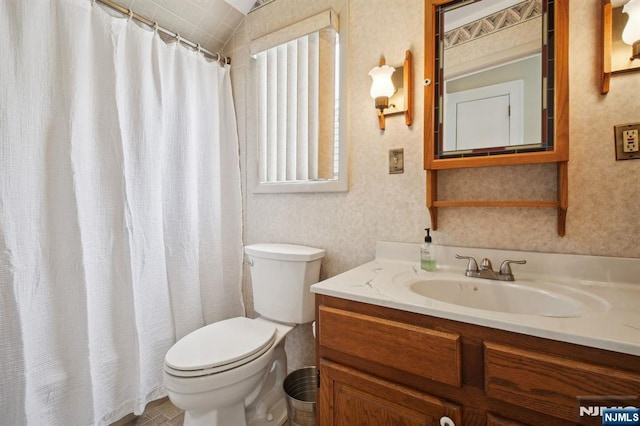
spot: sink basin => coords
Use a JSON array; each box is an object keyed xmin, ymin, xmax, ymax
[{"xmin": 409, "ymin": 278, "xmax": 607, "ymax": 317}]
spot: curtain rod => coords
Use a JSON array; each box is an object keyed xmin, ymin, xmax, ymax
[{"xmin": 93, "ymin": 0, "xmax": 231, "ymax": 65}]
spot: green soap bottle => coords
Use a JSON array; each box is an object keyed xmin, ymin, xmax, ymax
[{"xmin": 421, "ymin": 228, "xmax": 437, "ymax": 271}]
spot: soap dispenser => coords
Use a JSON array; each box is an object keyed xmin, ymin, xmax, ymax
[{"xmin": 421, "ymin": 228, "xmax": 436, "ymax": 271}]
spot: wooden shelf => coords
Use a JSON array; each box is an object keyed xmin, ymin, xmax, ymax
[
  {"xmin": 427, "ymin": 162, "xmax": 568, "ymax": 237},
  {"xmin": 432, "ymin": 201, "xmax": 558, "ymax": 208}
]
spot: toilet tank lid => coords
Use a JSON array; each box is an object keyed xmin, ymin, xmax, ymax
[{"xmin": 245, "ymin": 243, "xmax": 325, "ymax": 261}]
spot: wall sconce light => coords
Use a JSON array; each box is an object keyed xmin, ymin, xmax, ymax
[
  {"xmin": 601, "ymin": 0, "xmax": 640, "ymax": 94},
  {"xmin": 622, "ymin": 0, "xmax": 640, "ymax": 60},
  {"xmin": 369, "ymin": 64, "xmax": 396, "ymax": 112},
  {"xmin": 368, "ymin": 51, "xmax": 413, "ymax": 130}
]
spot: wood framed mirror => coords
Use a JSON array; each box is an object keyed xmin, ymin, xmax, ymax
[{"xmin": 424, "ymin": 0, "xmax": 569, "ymax": 236}]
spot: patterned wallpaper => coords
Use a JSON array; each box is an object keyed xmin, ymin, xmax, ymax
[
  {"xmin": 443, "ymin": 0, "xmax": 542, "ymax": 48},
  {"xmin": 225, "ymin": 0, "xmax": 640, "ymax": 369},
  {"xmin": 228, "ymin": 0, "xmax": 640, "ymax": 263}
]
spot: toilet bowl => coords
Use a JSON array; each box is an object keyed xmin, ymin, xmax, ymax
[
  {"xmin": 163, "ymin": 244, "xmax": 325, "ymax": 426},
  {"xmin": 164, "ymin": 317, "xmax": 292, "ymax": 426}
]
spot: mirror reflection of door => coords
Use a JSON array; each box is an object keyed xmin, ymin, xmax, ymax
[
  {"xmin": 439, "ymin": 0, "xmax": 543, "ymax": 155},
  {"xmin": 444, "ymin": 56, "xmax": 541, "ymax": 152},
  {"xmin": 455, "ymin": 93, "xmax": 512, "ymax": 150}
]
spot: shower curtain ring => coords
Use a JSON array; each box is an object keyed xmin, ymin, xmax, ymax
[
  {"xmin": 153, "ymin": 22, "xmax": 159, "ymax": 33},
  {"xmin": 196, "ymin": 43, "xmax": 201, "ymax": 54},
  {"xmin": 127, "ymin": 9, "xmax": 133, "ymax": 20}
]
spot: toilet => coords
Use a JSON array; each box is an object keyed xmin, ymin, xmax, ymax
[{"xmin": 163, "ymin": 243, "xmax": 325, "ymax": 426}]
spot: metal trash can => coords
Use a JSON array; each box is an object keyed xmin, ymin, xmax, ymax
[{"xmin": 283, "ymin": 366, "xmax": 317, "ymax": 426}]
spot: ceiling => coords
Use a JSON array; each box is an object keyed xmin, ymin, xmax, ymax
[
  {"xmin": 112, "ymin": 0, "xmax": 631, "ymax": 55},
  {"xmin": 115, "ymin": 0, "xmax": 274, "ymax": 54}
]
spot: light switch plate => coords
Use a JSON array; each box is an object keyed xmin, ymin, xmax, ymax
[
  {"xmin": 389, "ymin": 149, "xmax": 404, "ymax": 174},
  {"xmin": 615, "ymin": 123, "xmax": 640, "ymax": 161}
]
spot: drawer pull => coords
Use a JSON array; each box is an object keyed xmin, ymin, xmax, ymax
[{"xmin": 440, "ymin": 416, "xmax": 455, "ymax": 426}]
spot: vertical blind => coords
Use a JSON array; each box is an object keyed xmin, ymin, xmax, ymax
[
  {"xmin": 256, "ymin": 33, "xmax": 318, "ymax": 182},
  {"xmin": 251, "ymin": 9, "xmax": 339, "ymax": 184}
]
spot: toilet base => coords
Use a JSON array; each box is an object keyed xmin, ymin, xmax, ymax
[
  {"xmin": 180, "ymin": 375, "xmax": 288, "ymax": 426},
  {"xmin": 184, "ymin": 401, "xmax": 245, "ymax": 426},
  {"xmin": 246, "ymin": 343, "xmax": 288, "ymax": 426},
  {"xmin": 247, "ymin": 397, "xmax": 287, "ymax": 426}
]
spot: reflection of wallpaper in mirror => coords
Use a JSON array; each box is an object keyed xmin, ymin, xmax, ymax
[
  {"xmin": 443, "ymin": 0, "xmax": 541, "ymax": 47},
  {"xmin": 443, "ymin": 0, "xmax": 542, "ymax": 79}
]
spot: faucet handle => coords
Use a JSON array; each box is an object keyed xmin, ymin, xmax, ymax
[
  {"xmin": 499, "ymin": 259, "xmax": 527, "ymax": 278},
  {"xmin": 455, "ymin": 254, "xmax": 479, "ymax": 276}
]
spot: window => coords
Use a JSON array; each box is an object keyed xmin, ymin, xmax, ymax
[{"xmin": 249, "ymin": 9, "xmax": 347, "ymax": 193}]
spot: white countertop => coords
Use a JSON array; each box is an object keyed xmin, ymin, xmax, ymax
[{"xmin": 311, "ymin": 242, "xmax": 640, "ymax": 356}]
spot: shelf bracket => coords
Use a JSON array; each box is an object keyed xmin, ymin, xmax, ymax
[{"xmin": 427, "ymin": 169, "xmax": 438, "ymax": 230}]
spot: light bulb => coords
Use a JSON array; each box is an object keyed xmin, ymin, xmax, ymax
[{"xmin": 368, "ymin": 65, "xmax": 396, "ymax": 99}]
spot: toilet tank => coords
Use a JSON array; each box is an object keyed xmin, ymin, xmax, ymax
[{"xmin": 245, "ymin": 243, "xmax": 325, "ymax": 324}]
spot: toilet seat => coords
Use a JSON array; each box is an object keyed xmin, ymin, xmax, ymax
[{"xmin": 164, "ymin": 317, "xmax": 277, "ymax": 378}]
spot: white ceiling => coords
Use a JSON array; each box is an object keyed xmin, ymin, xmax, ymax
[{"xmin": 115, "ymin": 0, "xmax": 274, "ymax": 54}]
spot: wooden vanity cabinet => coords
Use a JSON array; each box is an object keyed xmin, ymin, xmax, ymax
[{"xmin": 315, "ymin": 295, "xmax": 640, "ymax": 425}]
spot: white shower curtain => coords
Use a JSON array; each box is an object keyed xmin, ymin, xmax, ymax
[{"xmin": 0, "ymin": 0, "xmax": 244, "ymax": 424}]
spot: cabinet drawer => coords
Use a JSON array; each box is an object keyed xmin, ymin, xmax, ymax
[
  {"xmin": 318, "ymin": 306, "xmax": 461, "ymax": 387},
  {"xmin": 485, "ymin": 342, "xmax": 640, "ymax": 423},
  {"xmin": 486, "ymin": 413, "xmax": 526, "ymax": 426}
]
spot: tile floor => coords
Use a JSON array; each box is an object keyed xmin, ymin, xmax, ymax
[
  {"xmin": 113, "ymin": 398, "xmax": 183, "ymax": 426},
  {"xmin": 112, "ymin": 398, "xmax": 290, "ymax": 426}
]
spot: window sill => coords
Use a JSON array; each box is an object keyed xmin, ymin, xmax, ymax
[{"xmin": 251, "ymin": 179, "xmax": 348, "ymax": 194}]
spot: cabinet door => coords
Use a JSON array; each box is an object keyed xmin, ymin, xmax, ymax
[{"xmin": 319, "ymin": 360, "xmax": 461, "ymax": 426}]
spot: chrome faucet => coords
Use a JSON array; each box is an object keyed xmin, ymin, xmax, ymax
[{"xmin": 455, "ymin": 254, "xmax": 526, "ymax": 281}]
